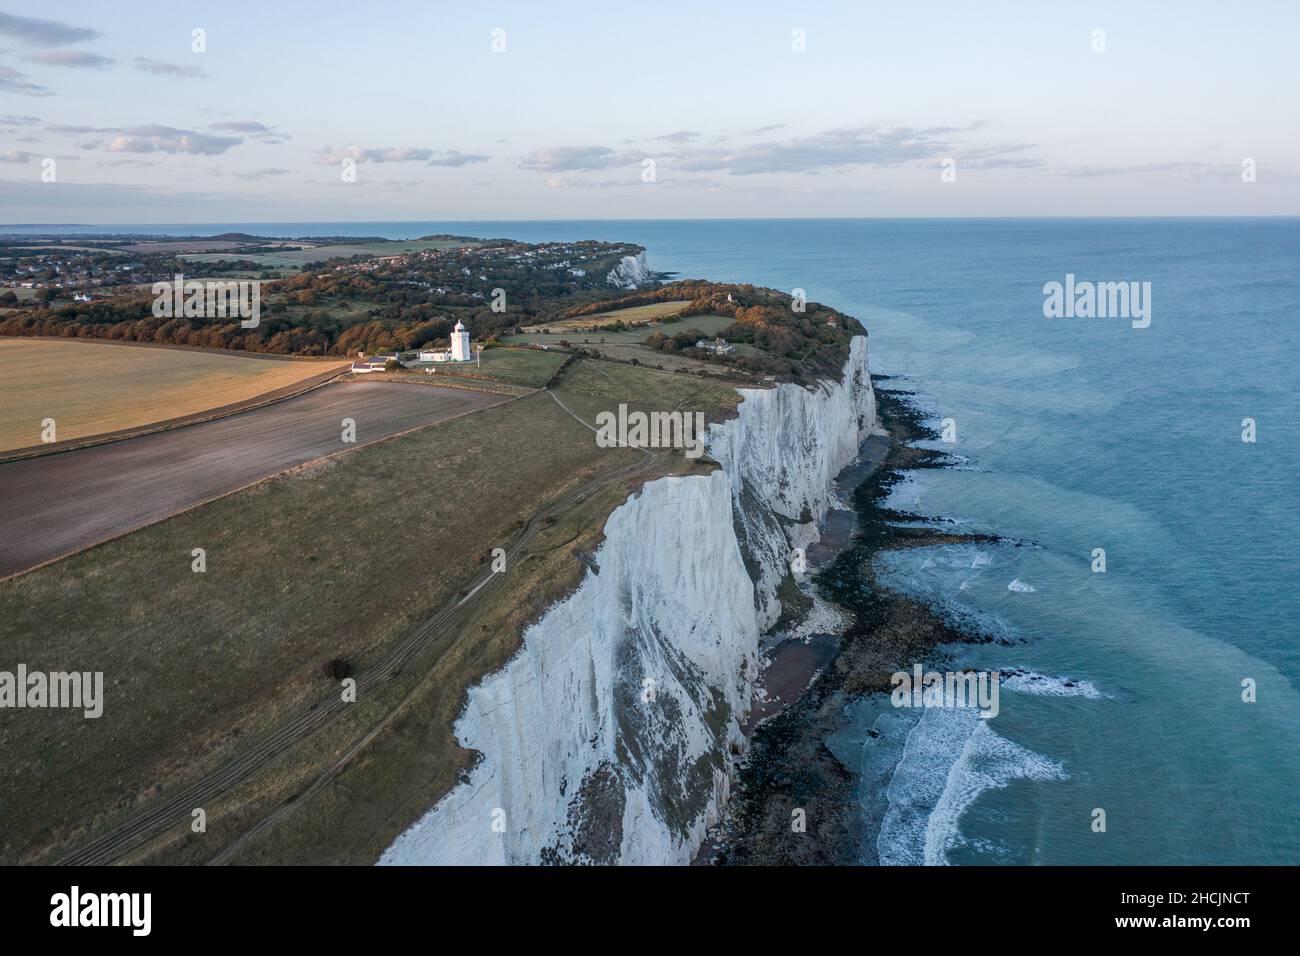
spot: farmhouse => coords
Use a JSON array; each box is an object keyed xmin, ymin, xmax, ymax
[
  {"xmin": 695, "ymin": 336, "xmax": 736, "ymax": 355},
  {"xmin": 351, "ymin": 351, "xmax": 401, "ymax": 373}
]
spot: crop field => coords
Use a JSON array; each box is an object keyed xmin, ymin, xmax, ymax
[
  {"xmin": 0, "ymin": 339, "xmax": 350, "ymax": 453},
  {"xmin": 520, "ymin": 299, "xmax": 692, "ymax": 333},
  {"xmin": 180, "ymin": 237, "xmax": 479, "ymax": 269},
  {"xmin": 505, "ymin": 311, "xmax": 733, "ymax": 347}
]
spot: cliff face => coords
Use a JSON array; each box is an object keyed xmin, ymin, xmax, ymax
[
  {"xmin": 380, "ymin": 336, "xmax": 877, "ymax": 865},
  {"xmin": 606, "ymin": 251, "xmax": 653, "ymax": 288},
  {"xmin": 709, "ymin": 336, "xmax": 877, "ymax": 630}
]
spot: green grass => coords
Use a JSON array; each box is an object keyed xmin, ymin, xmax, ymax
[
  {"xmin": 180, "ymin": 238, "xmax": 478, "ymax": 269},
  {"xmin": 0, "ymin": 390, "xmax": 629, "ymax": 863},
  {"xmin": 553, "ymin": 355, "xmax": 741, "ymax": 433},
  {"xmin": 522, "ymin": 299, "xmax": 691, "ymax": 332},
  {"xmin": 504, "ymin": 312, "xmax": 734, "ymax": 347},
  {"xmin": 401, "ymin": 347, "xmax": 568, "ymax": 389},
  {"xmin": 0, "ymin": 354, "xmax": 741, "ymax": 864}
]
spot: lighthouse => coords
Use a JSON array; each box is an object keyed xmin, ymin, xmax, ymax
[{"xmin": 450, "ymin": 320, "xmax": 471, "ymax": 362}]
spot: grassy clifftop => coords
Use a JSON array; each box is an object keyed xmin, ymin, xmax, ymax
[{"xmin": 566, "ymin": 280, "xmax": 864, "ymax": 384}]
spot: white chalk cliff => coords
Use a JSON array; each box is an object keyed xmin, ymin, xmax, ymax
[
  {"xmin": 606, "ymin": 251, "xmax": 653, "ymax": 288},
  {"xmin": 380, "ymin": 335, "xmax": 878, "ymax": 865}
]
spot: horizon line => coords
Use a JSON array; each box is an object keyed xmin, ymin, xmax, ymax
[{"xmin": 3, "ymin": 214, "xmax": 1299, "ymax": 230}]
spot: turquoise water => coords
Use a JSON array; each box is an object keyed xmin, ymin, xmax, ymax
[{"xmin": 20, "ymin": 218, "xmax": 1297, "ymax": 864}]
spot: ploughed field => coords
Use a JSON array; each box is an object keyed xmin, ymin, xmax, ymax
[
  {"xmin": 518, "ymin": 299, "xmax": 692, "ymax": 333},
  {"xmin": 0, "ymin": 380, "xmax": 509, "ymax": 578},
  {"xmin": 0, "ymin": 338, "xmax": 351, "ymax": 453}
]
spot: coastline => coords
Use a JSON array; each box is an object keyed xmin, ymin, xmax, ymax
[{"xmin": 700, "ymin": 382, "xmax": 1003, "ymax": 865}]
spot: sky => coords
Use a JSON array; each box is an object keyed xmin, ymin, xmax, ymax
[{"xmin": 1, "ymin": 0, "xmax": 1297, "ymax": 222}]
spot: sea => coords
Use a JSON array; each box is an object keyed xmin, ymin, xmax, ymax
[{"xmin": 12, "ymin": 217, "xmax": 1297, "ymax": 865}]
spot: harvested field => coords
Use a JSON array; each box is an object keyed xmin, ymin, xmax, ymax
[
  {"xmin": 0, "ymin": 338, "xmax": 351, "ymax": 453},
  {"xmin": 0, "ymin": 380, "xmax": 508, "ymax": 577},
  {"xmin": 521, "ymin": 299, "xmax": 692, "ymax": 332}
]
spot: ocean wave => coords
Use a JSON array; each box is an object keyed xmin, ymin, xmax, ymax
[
  {"xmin": 877, "ymin": 707, "xmax": 1066, "ymax": 866},
  {"xmin": 1002, "ymin": 670, "xmax": 1107, "ymax": 699},
  {"xmin": 873, "ymin": 545, "xmax": 1019, "ymax": 642},
  {"xmin": 1007, "ymin": 578, "xmax": 1035, "ymax": 592}
]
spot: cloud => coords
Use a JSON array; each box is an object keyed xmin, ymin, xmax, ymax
[
  {"xmin": 741, "ymin": 123, "xmax": 785, "ymax": 136},
  {"xmin": 0, "ymin": 148, "xmax": 37, "ymax": 163},
  {"xmin": 518, "ymin": 144, "xmax": 639, "ymax": 172},
  {"xmin": 107, "ymin": 124, "xmax": 243, "ymax": 155},
  {"xmin": 0, "ymin": 12, "xmax": 100, "ymax": 47},
  {"xmin": 98, "ymin": 158, "xmax": 159, "ymax": 167},
  {"xmin": 47, "ymin": 123, "xmax": 117, "ymax": 134},
  {"xmin": 51, "ymin": 120, "xmax": 276, "ymax": 152},
  {"xmin": 233, "ymin": 167, "xmax": 293, "ymax": 180},
  {"xmin": 208, "ymin": 120, "xmax": 271, "ymax": 133},
  {"xmin": 208, "ymin": 120, "xmax": 291, "ymax": 144},
  {"xmin": 1060, "ymin": 161, "xmax": 1230, "ymax": 178},
  {"xmin": 426, "ymin": 150, "xmax": 489, "ymax": 167},
  {"xmin": 133, "ymin": 57, "xmax": 206, "ymax": 79},
  {"xmin": 651, "ymin": 130, "xmax": 700, "ymax": 143},
  {"xmin": 316, "ymin": 145, "xmax": 431, "ymax": 164},
  {"xmin": 0, "ymin": 64, "xmax": 53, "ymax": 96},
  {"xmin": 315, "ymin": 145, "xmax": 487, "ymax": 166},
  {"xmin": 959, "ymin": 156, "xmax": 1046, "ymax": 171},
  {"xmin": 0, "ymin": 113, "xmax": 41, "ymax": 127},
  {"xmin": 26, "ymin": 50, "xmax": 112, "ymax": 68},
  {"xmin": 670, "ymin": 126, "xmax": 966, "ymax": 175}
]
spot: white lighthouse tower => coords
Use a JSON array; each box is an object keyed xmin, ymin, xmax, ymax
[{"xmin": 450, "ymin": 320, "xmax": 471, "ymax": 362}]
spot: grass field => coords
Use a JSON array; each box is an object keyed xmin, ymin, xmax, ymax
[
  {"xmin": 397, "ymin": 347, "xmax": 567, "ymax": 389},
  {"xmin": 180, "ymin": 238, "xmax": 478, "ymax": 269},
  {"xmin": 521, "ymin": 299, "xmax": 692, "ymax": 333},
  {"xmin": 505, "ymin": 312, "xmax": 734, "ymax": 347},
  {"xmin": 0, "ymin": 339, "xmax": 350, "ymax": 452},
  {"xmin": 0, "ymin": 356, "xmax": 741, "ymax": 864}
]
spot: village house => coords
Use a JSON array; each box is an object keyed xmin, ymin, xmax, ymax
[
  {"xmin": 695, "ymin": 336, "xmax": 736, "ymax": 355},
  {"xmin": 350, "ymin": 351, "xmax": 402, "ymax": 373}
]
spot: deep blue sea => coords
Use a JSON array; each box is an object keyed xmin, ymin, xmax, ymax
[{"xmin": 15, "ymin": 218, "xmax": 1297, "ymax": 864}]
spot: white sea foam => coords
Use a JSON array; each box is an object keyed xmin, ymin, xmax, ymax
[
  {"xmin": 878, "ymin": 706, "xmax": 1066, "ymax": 866},
  {"xmin": 1007, "ymin": 578, "xmax": 1036, "ymax": 593},
  {"xmin": 921, "ymin": 720, "xmax": 1066, "ymax": 865},
  {"xmin": 1002, "ymin": 670, "xmax": 1107, "ymax": 699}
]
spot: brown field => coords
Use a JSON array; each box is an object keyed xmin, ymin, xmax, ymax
[
  {"xmin": 521, "ymin": 299, "xmax": 692, "ymax": 333},
  {"xmin": 0, "ymin": 338, "xmax": 351, "ymax": 452},
  {"xmin": 0, "ymin": 380, "xmax": 509, "ymax": 578}
]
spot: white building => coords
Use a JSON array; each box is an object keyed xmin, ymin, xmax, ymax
[
  {"xmin": 419, "ymin": 320, "xmax": 474, "ymax": 363},
  {"xmin": 695, "ymin": 336, "xmax": 736, "ymax": 355},
  {"xmin": 351, "ymin": 351, "xmax": 401, "ymax": 373},
  {"xmin": 451, "ymin": 320, "xmax": 471, "ymax": 361}
]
